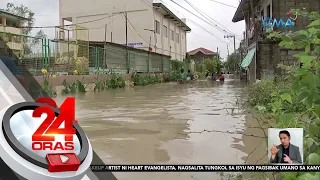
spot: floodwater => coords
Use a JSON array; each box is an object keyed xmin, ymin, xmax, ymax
[{"xmin": 56, "ymin": 76, "xmax": 267, "ymax": 180}]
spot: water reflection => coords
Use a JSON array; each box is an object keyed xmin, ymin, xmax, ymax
[{"xmin": 55, "ymin": 78, "xmax": 265, "ymax": 180}]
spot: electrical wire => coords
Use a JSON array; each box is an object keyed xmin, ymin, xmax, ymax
[
  {"xmin": 208, "ymin": 0, "xmax": 237, "ymax": 8},
  {"xmin": 183, "ymin": 0, "xmax": 234, "ymax": 34},
  {"xmin": 122, "ymin": 13, "xmax": 149, "ymax": 44},
  {"xmin": 187, "ymin": 19, "xmax": 227, "ymax": 44},
  {"xmin": 159, "ymin": 0, "xmax": 232, "ymax": 45},
  {"xmin": 158, "ymin": 1, "xmax": 221, "ymax": 42},
  {"xmin": 168, "ymin": 0, "xmax": 232, "ymax": 41},
  {"xmin": 88, "ymin": 14, "xmax": 121, "ymax": 30},
  {"xmin": 15, "ymin": 13, "xmax": 118, "ymax": 29},
  {"xmin": 120, "ymin": 13, "xmax": 140, "ymax": 43},
  {"xmin": 156, "ymin": 0, "xmax": 227, "ymax": 43}
]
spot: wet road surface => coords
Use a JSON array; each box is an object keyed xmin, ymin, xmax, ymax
[{"xmin": 56, "ymin": 77, "xmax": 267, "ymax": 180}]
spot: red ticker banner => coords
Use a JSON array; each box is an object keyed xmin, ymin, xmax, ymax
[{"xmin": 91, "ymin": 165, "xmax": 320, "ymax": 172}]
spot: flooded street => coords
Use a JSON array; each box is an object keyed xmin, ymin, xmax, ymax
[{"xmin": 56, "ymin": 77, "xmax": 267, "ymax": 180}]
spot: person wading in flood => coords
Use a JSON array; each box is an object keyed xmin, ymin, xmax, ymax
[
  {"xmin": 177, "ymin": 68, "xmax": 187, "ymax": 83},
  {"xmin": 219, "ymin": 72, "xmax": 225, "ymax": 81},
  {"xmin": 187, "ymin": 70, "xmax": 194, "ymax": 80},
  {"xmin": 211, "ymin": 72, "xmax": 217, "ymax": 81}
]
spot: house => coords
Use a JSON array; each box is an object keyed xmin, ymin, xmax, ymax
[
  {"xmin": 232, "ymin": 0, "xmax": 320, "ymax": 82},
  {"xmin": 0, "ymin": 9, "xmax": 29, "ymax": 57},
  {"xmin": 188, "ymin": 47, "xmax": 217, "ymax": 62},
  {"xmin": 58, "ymin": 0, "xmax": 191, "ymax": 61}
]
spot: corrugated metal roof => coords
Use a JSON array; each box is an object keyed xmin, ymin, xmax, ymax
[{"xmin": 188, "ymin": 47, "xmax": 217, "ymax": 55}]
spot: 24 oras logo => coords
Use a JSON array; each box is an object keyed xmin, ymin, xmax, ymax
[
  {"xmin": 1, "ymin": 96, "xmax": 92, "ymax": 180},
  {"xmin": 32, "ymin": 97, "xmax": 76, "ymax": 151}
]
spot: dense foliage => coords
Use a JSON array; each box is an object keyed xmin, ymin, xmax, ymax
[
  {"xmin": 225, "ymin": 51, "xmax": 241, "ymax": 72},
  {"xmin": 4, "ymin": 3, "xmax": 47, "ymax": 54},
  {"xmin": 195, "ymin": 57, "xmax": 222, "ymax": 74},
  {"xmin": 248, "ymin": 10, "xmax": 320, "ymax": 179}
]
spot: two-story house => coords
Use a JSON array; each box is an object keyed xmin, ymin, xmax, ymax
[
  {"xmin": 232, "ymin": 0, "xmax": 320, "ymax": 82},
  {"xmin": 187, "ymin": 47, "xmax": 218, "ymax": 63},
  {"xmin": 0, "ymin": 9, "xmax": 29, "ymax": 58},
  {"xmin": 58, "ymin": 0, "xmax": 191, "ymax": 61}
]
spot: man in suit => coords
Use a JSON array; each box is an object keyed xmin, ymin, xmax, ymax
[{"xmin": 270, "ymin": 130, "xmax": 302, "ymax": 164}]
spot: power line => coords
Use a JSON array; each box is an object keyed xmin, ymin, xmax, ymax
[
  {"xmin": 189, "ymin": 31, "xmax": 231, "ymax": 44},
  {"xmin": 167, "ymin": 0, "xmax": 229, "ymax": 43},
  {"xmin": 160, "ymin": 1, "xmax": 230, "ymax": 45},
  {"xmin": 86, "ymin": 14, "xmax": 121, "ymax": 30},
  {"xmin": 122, "ymin": 13, "xmax": 149, "ymax": 44},
  {"xmin": 120, "ymin": 13, "xmax": 140, "ymax": 43},
  {"xmin": 183, "ymin": 0, "xmax": 234, "ymax": 35},
  {"xmin": 160, "ymin": 0, "xmax": 231, "ymax": 44},
  {"xmin": 166, "ymin": 0, "xmax": 242, "ymax": 40},
  {"xmin": 14, "ymin": 13, "xmax": 118, "ymax": 29},
  {"xmin": 187, "ymin": 19, "xmax": 228, "ymax": 44},
  {"xmin": 208, "ymin": 0, "xmax": 237, "ymax": 8}
]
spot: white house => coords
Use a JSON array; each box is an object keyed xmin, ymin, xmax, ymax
[
  {"xmin": 0, "ymin": 9, "xmax": 28, "ymax": 55},
  {"xmin": 59, "ymin": 0, "xmax": 191, "ymax": 61}
]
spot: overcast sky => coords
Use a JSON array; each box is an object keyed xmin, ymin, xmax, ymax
[{"xmin": 1, "ymin": 0, "xmax": 245, "ymax": 60}]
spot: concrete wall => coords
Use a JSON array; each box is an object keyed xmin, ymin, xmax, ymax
[
  {"xmin": 153, "ymin": 8, "xmax": 186, "ymax": 61},
  {"xmin": 272, "ymin": 0, "xmax": 320, "ymax": 31},
  {"xmin": 162, "ymin": 16, "xmax": 170, "ymax": 56},
  {"xmin": 59, "ymin": 0, "xmax": 187, "ymax": 61},
  {"xmin": 243, "ymin": 0, "xmax": 319, "ymax": 80},
  {"xmin": 256, "ymin": 41, "xmax": 303, "ymax": 79},
  {"xmin": 256, "ymin": 42, "xmax": 276, "ymax": 79}
]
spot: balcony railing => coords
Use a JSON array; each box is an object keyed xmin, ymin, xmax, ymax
[
  {"xmin": 0, "ymin": 41, "xmax": 22, "ymax": 50},
  {"xmin": 0, "ymin": 25, "xmax": 22, "ymax": 34}
]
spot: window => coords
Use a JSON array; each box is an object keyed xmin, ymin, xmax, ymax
[
  {"xmin": 155, "ymin": 20, "xmax": 160, "ymax": 34},
  {"xmin": 267, "ymin": 5, "xmax": 271, "ymax": 17},
  {"xmin": 176, "ymin": 33, "xmax": 179, "ymax": 43},
  {"xmin": 163, "ymin": 25, "xmax": 168, "ymax": 38},
  {"xmin": 260, "ymin": 9, "xmax": 264, "ymax": 19},
  {"xmin": 171, "ymin": 30, "xmax": 174, "ymax": 41}
]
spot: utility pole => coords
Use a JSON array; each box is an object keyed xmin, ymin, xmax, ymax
[
  {"xmin": 227, "ymin": 45, "xmax": 229, "ymax": 57},
  {"xmin": 125, "ymin": 12, "xmax": 129, "ymax": 73},
  {"xmin": 224, "ymin": 34, "xmax": 236, "ymax": 73},
  {"xmin": 104, "ymin": 24, "xmax": 107, "ymax": 43},
  {"xmin": 125, "ymin": 12, "xmax": 128, "ymax": 47},
  {"xmin": 224, "ymin": 35, "xmax": 236, "ymax": 53},
  {"xmin": 216, "ymin": 46, "xmax": 219, "ymax": 59},
  {"xmin": 144, "ymin": 29, "xmax": 157, "ymax": 53},
  {"xmin": 104, "ymin": 24, "xmax": 107, "ymax": 70}
]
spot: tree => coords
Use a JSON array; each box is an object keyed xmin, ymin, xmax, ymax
[
  {"xmin": 5, "ymin": 3, "xmax": 47, "ymax": 54},
  {"xmin": 225, "ymin": 51, "xmax": 241, "ymax": 71},
  {"xmin": 204, "ymin": 57, "xmax": 219, "ymax": 73}
]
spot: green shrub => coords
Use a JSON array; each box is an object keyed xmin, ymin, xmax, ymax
[
  {"xmin": 247, "ymin": 78, "xmax": 277, "ymax": 106},
  {"xmin": 168, "ymin": 70, "xmax": 181, "ymax": 81},
  {"xmin": 247, "ymin": 9, "xmax": 320, "ymax": 180},
  {"xmin": 106, "ymin": 74, "xmax": 125, "ymax": 88},
  {"xmin": 132, "ymin": 73, "xmax": 161, "ymax": 86}
]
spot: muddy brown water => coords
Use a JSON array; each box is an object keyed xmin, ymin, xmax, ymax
[{"xmin": 56, "ymin": 77, "xmax": 267, "ymax": 180}]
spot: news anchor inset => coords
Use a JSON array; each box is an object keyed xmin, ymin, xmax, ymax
[{"xmin": 269, "ymin": 129, "xmax": 302, "ymax": 164}]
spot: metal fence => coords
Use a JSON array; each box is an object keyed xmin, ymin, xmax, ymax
[{"xmin": 0, "ymin": 31, "xmax": 194, "ymax": 75}]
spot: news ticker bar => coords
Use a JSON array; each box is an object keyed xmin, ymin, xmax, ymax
[{"xmin": 91, "ymin": 165, "xmax": 320, "ymax": 172}]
